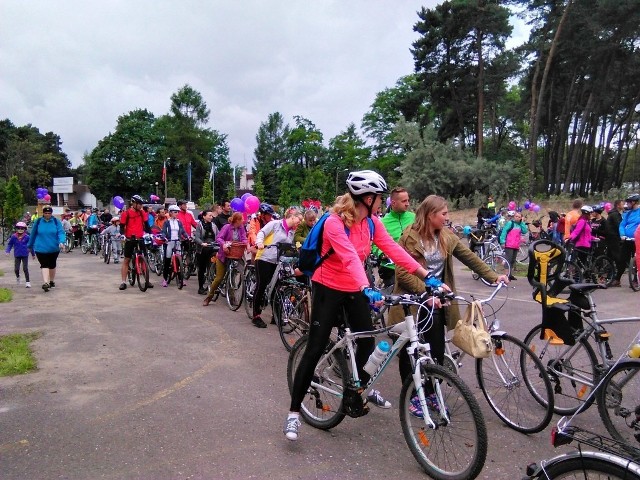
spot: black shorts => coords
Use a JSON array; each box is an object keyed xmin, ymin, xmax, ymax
[
  {"xmin": 35, "ymin": 251, "xmax": 60, "ymax": 269},
  {"xmin": 123, "ymin": 239, "xmax": 145, "ymax": 258}
]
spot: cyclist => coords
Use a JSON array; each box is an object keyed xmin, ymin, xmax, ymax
[
  {"xmin": 194, "ymin": 209, "xmax": 219, "ymax": 294},
  {"xmin": 202, "ymin": 212, "xmax": 247, "ymax": 306},
  {"xmin": 176, "ymin": 200, "xmax": 197, "ymax": 237},
  {"xmin": 284, "ymin": 170, "xmax": 432, "ymax": 441},
  {"xmin": 390, "ymin": 195, "xmax": 509, "ymax": 418},
  {"xmin": 86, "ymin": 208, "xmax": 100, "ymax": 249},
  {"xmin": 293, "ymin": 209, "xmax": 318, "ymax": 246},
  {"xmin": 119, "ymin": 195, "xmax": 154, "ymax": 291},
  {"xmin": 101, "ymin": 217, "xmax": 123, "ymax": 263},
  {"xmin": 70, "ymin": 211, "xmax": 84, "ymax": 247},
  {"xmin": 247, "ymin": 203, "xmax": 275, "ymax": 259},
  {"xmin": 252, "ymin": 207, "xmax": 303, "ymax": 327},
  {"xmin": 567, "ymin": 205, "xmax": 594, "ymax": 268},
  {"xmin": 613, "ymin": 193, "xmax": 640, "ymax": 287},
  {"xmin": 99, "ymin": 208, "xmax": 113, "ymax": 224},
  {"xmin": 499, "ymin": 210, "xmax": 528, "ymax": 279},
  {"xmin": 161, "ymin": 205, "xmax": 188, "ymax": 287}
]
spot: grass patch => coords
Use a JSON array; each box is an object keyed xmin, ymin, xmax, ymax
[
  {"xmin": 0, "ymin": 332, "xmax": 40, "ymax": 376},
  {"xmin": 0, "ymin": 268, "xmax": 4, "ymax": 276},
  {"xmin": 0, "ymin": 287, "xmax": 12, "ymax": 303}
]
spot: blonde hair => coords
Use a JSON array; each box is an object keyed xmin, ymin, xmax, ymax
[
  {"xmin": 330, "ymin": 193, "xmax": 357, "ymax": 228},
  {"xmin": 412, "ymin": 195, "xmax": 449, "ymax": 255}
]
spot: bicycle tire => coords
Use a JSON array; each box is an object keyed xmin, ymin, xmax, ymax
[
  {"xmin": 183, "ymin": 249, "xmax": 195, "ymax": 280},
  {"xmin": 517, "ymin": 243, "xmax": 530, "ymax": 265},
  {"xmin": 535, "ymin": 454, "xmax": 640, "ymax": 479},
  {"xmin": 523, "ymin": 324, "xmax": 599, "ymax": 415},
  {"xmin": 225, "ymin": 261, "xmax": 244, "ymax": 311},
  {"xmin": 275, "ymin": 285, "xmax": 310, "ymax": 352},
  {"xmin": 629, "ymin": 257, "xmax": 639, "ymax": 292},
  {"xmin": 65, "ymin": 235, "xmax": 73, "ymax": 253},
  {"xmin": 591, "ymin": 255, "xmax": 615, "ymax": 286},
  {"xmin": 287, "ymin": 336, "xmax": 347, "ymax": 430},
  {"xmin": 154, "ymin": 251, "xmax": 164, "ymax": 276},
  {"xmin": 104, "ymin": 243, "xmax": 111, "ymax": 264},
  {"xmin": 243, "ymin": 265, "xmax": 257, "ymax": 320},
  {"xmin": 175, "ymin": 256, "xmax": 184, "ymax": 289},
  {"xmin": 476, "ymin": 334, "xmax": 554, "ymax": 434},
  {"xmin": 128, "ymin": 260, "xmax": 136, "ymax": 286},
  {"xmin": 136, "ymin": 255, "xmax": 149, "ymax": 292},
  {"xmin": 81, "ymin": 239, "xmax": 89, "ymax": 254},
  {"xmin": 480, "ymin": 254, "xmax": 511, "ymax": 286},
  {"xmin": 562, "ymin": 260, "xmax": 584, "ymax": 283},
  {"xmin": 399, "ymin": 363, "xmax": 487, "ymax": 480},
  {"xmin": 597, "ymin": 358, "xmax": 640, "ymax": 449}
]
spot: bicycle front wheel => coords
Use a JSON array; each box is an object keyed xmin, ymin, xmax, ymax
[
  {"xmin": 476, "ymin": 334, "xmax": 554, "ymax": 434},
  {"xmin": 629, "ymin": 257, "xmax": 639, "ymax": 292},
  {"xmin": 523, "ymin": 324, "xmax": 598, "ymax": 415},
  {"xmin": 183, "ymin": 250, "xmax": 195, "ymax": 280},
  {"xmin": 400, "ymin": 363, "xmax": 487, "ymax": 480},
  {"xmin": 562, "ymin": 260, "xmax": 584, "ymax": 283},
  {"xmin": 536, "ymin": 454, "xmax": 640, "ymax": 479},
  {"xmin": 175, "ymin": 256, "xmax": 184, "ymax": 289},
  {"xmin": 225, "ymin": 261, "xmax": 244, "ymax": 311},
  {"xmin": 597, "ymin": 358, "xmax": 640, "ymax": 449},
  {"xmin": 592, "ymin": 255, "xmax": 615, "ymax": 286},
  {"xmin": 275, "ymin": 285, "xmax": 310, "ymax": 352},
  {"xmin": 287, "ymin": 336, "xmax": 347, "ymax": 430},
  {"xmin": 243, "ymin": 265, "xmax": 257, "ymax": 320},
  {"xmin": 104, "ymin": 243, "xmax": 112, "ymax": 264},
  {"xmin": 136, "ymin": 256, "xmax": 150, "ymax": 292},
  {"xmin": 480, "ymin": 254, "xmax": 511, "ymax": 286}
]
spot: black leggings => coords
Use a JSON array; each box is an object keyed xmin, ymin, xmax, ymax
[
  {"xmin": 397, "ymin": 308, "xmax": 445, "ymax": 384},
  {"xmin": 14, "ymin": 256, "xmax": 29, "ymax": 281},
  {"xmin": 197, "ymin": 247, "xmax": 215, "ymax": 289},
  {"xmin": 253, "ymin": 260, "xmax": 277, "ymax": 319},
  {"xmin": 289, "ymin": 282, "xmax": 375, "ymax": 412}
]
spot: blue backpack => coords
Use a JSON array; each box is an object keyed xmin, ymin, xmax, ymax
[{"xmin": 298, "ymin": 212, "xmax": 374, "ymax": 277}]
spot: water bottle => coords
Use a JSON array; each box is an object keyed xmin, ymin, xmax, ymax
[
  {"xmin": 364, "ymin": 341, "xmax": 390, "ymax": 375},
  {"xmin": 629, "ymin": 343, "xmax": 640, "ymax": 359}
]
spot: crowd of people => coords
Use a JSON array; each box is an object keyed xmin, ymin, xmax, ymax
[{"xmin": 5, "ymin": 173, "xmax": 640, "ymax": 446}]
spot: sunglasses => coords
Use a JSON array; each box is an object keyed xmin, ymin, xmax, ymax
[{"xmin": 43, "ymin": 211, "xmax": 53, "ymax": 214}]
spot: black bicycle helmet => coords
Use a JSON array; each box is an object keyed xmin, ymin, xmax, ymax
[
  {"xmin": 131, "ymin": 195, "xmax": 144, "ymax": 204},
  {"xmin": 259, "ymin": 202, "xmax": 275, "ymax": 215},
  {"xmin": 625, "ymin": 193, "xmax": 640, "ymax": 203},
  {"xmin": 346, "ymin": 170, "xmax": 388, "ymax": 196},
  {"xmin": 592, "ymin": 205, "xmax": 604, "ymax": 214}
]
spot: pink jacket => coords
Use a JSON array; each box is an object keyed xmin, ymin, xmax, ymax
[
  {"xmin": 568, "ymin": 217, "xmax": 593, "ymax": 248},
  {"xmin": 312, "ymin": 213, "xmax": 421, "ymax": 291}
]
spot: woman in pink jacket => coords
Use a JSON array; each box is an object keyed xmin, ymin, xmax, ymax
[
  {"xmin": 568, "ymin": 205, "xmax": 594, "ymax": 267},
  {"xmin": 284, "ymin": 170, "xmax": 432, "ymax": 441}
]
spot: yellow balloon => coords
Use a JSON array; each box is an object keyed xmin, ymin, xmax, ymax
[{"xmin": 629, "ymin": 344, "xmax": 640, "ymax": 359}]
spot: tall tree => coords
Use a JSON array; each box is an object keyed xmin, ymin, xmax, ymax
[{"xmin": 253, "ymin": 112, "xmax": 290, "ymax": 204}]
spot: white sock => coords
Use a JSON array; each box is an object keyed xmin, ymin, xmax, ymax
[{"xmin": 287, "ymin": 412, "xmax": 299, "ymax": 419}]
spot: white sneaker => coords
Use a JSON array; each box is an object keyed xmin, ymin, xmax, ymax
[
  {"xmin": 25, "ymin": 282, "xmax": 31, "ymax": 288},
  {"xmin": 283, "ymin": 415, "xmax": 301, "ymax": 441},
  {"xmin": 367, "ymin": 389, "xmax": 392, "ymax": 409},
  {"xmin": 16, "ymin": 277, "xmax": 20, "ymax": 285}
]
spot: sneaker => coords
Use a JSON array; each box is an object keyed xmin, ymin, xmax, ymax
[
  {"xmin": 410, "ymin": 393, "xmax": 449, "ymax": 419},
  {"xmin": 198, "ymin": 287, "xmax": 207, "ymax": 295},
  {"xmin": 119, "ymin": 283, "xmax": 127, "ymax": 291},
  {"xmin": 508, "ymin": 275, "xmax": 517, "ymax": 281},
  {"xmin": 252, "ymin": 316, "xmax": 267, "ymax": 328},
  {"xmin": 367, "ymin": 389, "xmax": 391, "ymax": 409},
  {"xmin": 162, "ymin": 280, "xmax": 168, "ymax": 288},
  {"xmin": 283, "ymin": 415, "xmax": 301, "ymax": 441},
  {"xmin": 42, "ymin": 283, "xmax": 50, "ymax": 292},
  {"xmin": 16, "ymin": 277, "xmax": 20, "ymax": 285},
  {"xmin": 25, "ymin": 282, "xmax": 31, "ymax": 288},
  {"xmin": 49, "ymin": 281, "xmax": 56, "ymax": 288},
  {"xmin": 114, "ymin": 260, "xmax": 119, "ymax": 264}
]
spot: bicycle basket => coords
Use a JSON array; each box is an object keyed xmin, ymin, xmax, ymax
[
  {"xmin": 277, "ymin": 242, "xmax": 298, "ymax": 259},
  {"xmin": 226, "ymin": 241, "xmax": 246, "ymax": 259},
  {"xmin": 469, "ymin": 229, "xmax": 486, "ymax": 249}
]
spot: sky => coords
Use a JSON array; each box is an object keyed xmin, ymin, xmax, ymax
[{"xmin": 1, "ymin": 1, "xmax": 527, "ymax": 170}]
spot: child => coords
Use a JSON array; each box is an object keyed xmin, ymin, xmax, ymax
[
  {"xmin": 499, "ymin": 211, "xmax": 528, "ymax": 280},
  {"xmin": 5, "ymin": 221, "xmax": 31, "ymax": 287},
  {"xmin": 101, "ymin": 217, "xmax": 123, "ymax": 263}
]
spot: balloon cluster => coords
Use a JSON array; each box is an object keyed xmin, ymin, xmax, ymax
[
  {"xmin": 230, "ymin": 193, "xmax": 261, "ymax": 220},
  {"xmin": 36, "ymin": 187, "xmax": 51, "ymax": 202},
  {"xmin": 112, "ymin": 196, "xmax": 125, "ymax": 210},
  {"xmin": 522, "ymin": 200, "xmax": 541, "ymax": 213},
  {"xmin": 599, "ymin": 201, "xmax": 613, "ymax": 213}
]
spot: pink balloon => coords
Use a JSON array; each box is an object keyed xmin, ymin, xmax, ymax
[
  {"xmin": 533, "ymin": 204, "xmax": 541, "ymax": 213},
  {"xmin": 508, "ymin": 201, "xmax": 516, "ymax": 210},
  {"xmin": 43, "ymin": 194, "xmax": 51, "ymax": 202},
  {"xmin": 604, "ymin": 202, "xmax": 612, "ymax": 212},
  {"xmin": 244, "ymin": 195, "xmax": 260, "ymax": 214}
]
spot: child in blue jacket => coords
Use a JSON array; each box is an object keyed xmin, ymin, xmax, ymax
[{"xmin": 5, "ymin": 221, "xmax": 31, "ymax": 287}]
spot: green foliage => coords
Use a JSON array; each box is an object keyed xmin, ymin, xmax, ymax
[
  {"xmin": 166, "ymin": 177, "xmax": 185, "ymax": 200},
  {"xmin": 0, "ymin": 332, "xmax": 40, "ymax": 376},
  {"xmin": 253, "ymin": 112, "xmax": 290, "ymax": 204},
  {"xmin": 198, "ymin": 180, "xmax": 213, "ymax": 207},
  {"xmin": 4, "ymin": 176, "xmax": 24, "ymax": 227},
  {"xmin": 0, "ymin": 287, "xmax": 12, "ymax": 302}
]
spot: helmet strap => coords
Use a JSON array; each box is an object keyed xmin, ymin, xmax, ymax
[{"xmin": 355, "ymin": 193, "xmax": 377, "ymax": 218}]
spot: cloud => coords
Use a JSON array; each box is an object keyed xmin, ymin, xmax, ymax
[{"xmin": 0, "ymin": 1, "xmax": 435, "ymax": 167}]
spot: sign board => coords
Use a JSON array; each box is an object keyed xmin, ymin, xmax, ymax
[{"xmin": 53, "ymin": 177, "xmax": 74, "ymax": 193}]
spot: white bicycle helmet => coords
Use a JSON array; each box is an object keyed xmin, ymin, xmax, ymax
[
  {"xmin": 346, "ymin": 170, "xmax": 388, "ymax": 196},
  {"xmin": 580, "ymin": 205, "xmax": 593, "ymax": 214},
  {"xmin": 168, "ymin": 205, "xmax": 180, "ymax": 213}
]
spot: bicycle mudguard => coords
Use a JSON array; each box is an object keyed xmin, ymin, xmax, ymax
[{"xmin": 527, "ymin": 451, "xmax": 640, "ymax": 479}]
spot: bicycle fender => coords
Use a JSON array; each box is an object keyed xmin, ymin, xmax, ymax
[
  {"xmin": 490, "ymin": 331, "xmax": 508, "ymax": 338},
  {"xmin": 529, "ymin": 451, "xmax": 640, "ymax": 478}
]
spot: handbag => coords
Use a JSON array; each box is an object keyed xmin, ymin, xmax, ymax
[{"xmin": 451, "ymin": 301, "xmax": 492, "ymax": 358}]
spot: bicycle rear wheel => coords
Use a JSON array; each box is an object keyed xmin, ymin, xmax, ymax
[
  {"xmin": 480, "ymin": 254, "xmax": 511, "ymax": 286},
  {"xmin": 591, "ymin": 255, "xmax": 615, "ymax": 286},
  {"xmin": 136, "ymin": 255, "xmax": 149, "ymax": 292},
  {"xmin": 476, "ymin": 334, "xmax": 554, "ymax": 434},
  {"xmin": 274, "ymin": 285, "xmax": 310, "ymax": 352},
  {"xmin": 175, "ymin": 256, "xmax": 184, "ymax": 289},
  {"xmin": 128, "ymin": 260, "xmax": 136, "ymax": 286},
  {"xmin": 225, "ymin": 261, "xmax": 244, "ymax": 311},
  {"xmin": 523, "ymin": 324, "xmax": 598, "ymax": 415},
  {"xmin": 563, "ymin": 260, "xmax": 584, "ymax": 283},
  {"xmin": 243, "ymin": 265, "xmax": 257, "ymax": 320},
  {"xmin": 287, "ymin": 336, "xmax": 347, "ymax": 430},
  {"xmin": 597, "ymin": 358, "xmax": 640, "ymax": 449},
  {"xmin": 399, "ymin": 363, "xmax": 487, "ymax": 480},
  {"xmin": 629, "ymin": 257, "xmax": 639, "ymax": 291},
  {"xmin": 535, "ymin": 454, "xmax": 640, "ymax": 479}
]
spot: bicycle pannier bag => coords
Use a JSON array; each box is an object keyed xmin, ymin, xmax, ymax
[{"xmin": 451, "ymin": 301, "xmax": 492, "ymax": 358}]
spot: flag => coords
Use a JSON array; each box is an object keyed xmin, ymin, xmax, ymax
[
  {"xmin": 209, "ymin": 163, "xmax": 214, "ymax": 182},
  {"xmin": 162, "ymin": 159, "xmax": 166, "ymax": 182}
]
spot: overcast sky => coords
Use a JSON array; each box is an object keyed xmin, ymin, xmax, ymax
[{"xmin": 1, "ymin": 1, "xmax": 526, "ymax": 169}]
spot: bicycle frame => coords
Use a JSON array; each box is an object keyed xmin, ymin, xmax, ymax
[{"xmin": 309, "ymin": 294, "xmax": 449, "ymax": 430}]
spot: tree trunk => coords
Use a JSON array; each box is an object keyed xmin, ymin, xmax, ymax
[{"xmin": 476, "ymin": 23, "xmax": 485, "ymax": 158}]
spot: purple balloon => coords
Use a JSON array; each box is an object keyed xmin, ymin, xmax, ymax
[
  {"xmin": 386, "ymin": 197, "xmax": 391, "ymax": 207},
  {"xmin": 37, "ymin": 192, "xmax": 45, "ymax": 200},
  {"xmin": 533, "ymin": 204, "xmax": 541, "ymax": 213},
  {"xmin": 113, "ymin": 196, "xmax": 125, "ymax": 210},
  {"xmin": 230, "ymin": 197, "xmax": 245, "ymax": 212},
  {"xmin": 241, "ymin": 193, "xmax": 252, "ymax": 202},
  {"xmin": 523, "ymin": 201, "xmax": 531, "ymax": 210}
]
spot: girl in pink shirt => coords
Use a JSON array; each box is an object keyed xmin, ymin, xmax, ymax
[{"xmin": 284, "ymin": 171, "xmax": 430, "ymax": 441}]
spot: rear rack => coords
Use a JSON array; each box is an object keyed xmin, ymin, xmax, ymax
[{"xmin": 554, "ymin": 425, "xmax": 640, "ymax": 462}]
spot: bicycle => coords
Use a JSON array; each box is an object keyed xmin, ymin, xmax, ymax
[
  {"xmin": 243, "ymin": 262, "xmax": 257, "ymax": 319},
  {"xmin": 182, "ymin": 239, "xmax": 197, "ymax": 280},
  {"xmin": 102, "ymin": 234, "xmax": 112, "ymax": 264},
  {"xmin": 208, "ymin": 243, "xmax": 245, "ymax": 311},
  {"xmin": 442, "ymin": 283, "xmax": 554, "ymax": 434},
  {"xmin": 126, "ymin": 236, "xmax": 151, "ymax": 292},
  {"xmin": 64, "ymin": 230, "xmax": 74, "ymax": 253},
  {"xmin": 625, "ymin": 237, "xmax": 638, "ymax": 292},
  {"xmin": 287, "ymin": 289, "xmax": 488, "ymax": 479},
  {"xmin": 562, "ymin": 239, "xmax": 616, "ymax": 286},
  {"xmin": 81, "ymin": 227, "xmax": 99, "ymax": 255},
  {"xmin": 164, "ymin": 239, "xmax": 185, "ymax": 289},
  {"xmin": 469, "ymin": 234, "xmax": 511, "ymax": 286}
]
